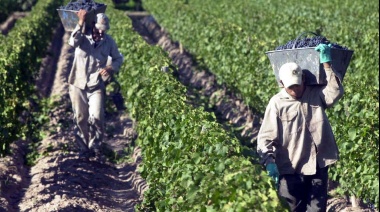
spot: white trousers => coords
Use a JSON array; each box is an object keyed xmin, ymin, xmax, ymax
[{"xmin": 69, "ymin": 84, "xmax": 105, "ymax": 151}]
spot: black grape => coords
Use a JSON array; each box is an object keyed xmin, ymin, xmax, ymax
[
  {"xmin": 59, "ymin": 0, "xmax": 105, "ymax": 11},
  {"xmin": 275, "ymin": 35, "xmax": 349, "ymax": 50}
]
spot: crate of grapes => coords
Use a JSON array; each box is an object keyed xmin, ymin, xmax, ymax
[
  {"xmin": 57, "ymin": 0, "xmax": 107, "ymax": 32},
  {"xmin": 266, "ymin": 32, "xmax": 354, "ymax": 87}
]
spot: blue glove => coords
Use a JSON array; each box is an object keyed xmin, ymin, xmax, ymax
[
  {"xmin": 315, "ymin": 43, "xmax": 332, "ymax": 63},
  {"xmin": 266, "ymin": 163, "xmax": 279, "ymax": 189}
]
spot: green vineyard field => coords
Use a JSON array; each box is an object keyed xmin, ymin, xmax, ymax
[
  {"xmin": 142, "ymin": 0, "xmax": 379, "ymax": 209},
  {"xmin": 0, "ymin": 0, "xmax": 378, "ymax": 210}
]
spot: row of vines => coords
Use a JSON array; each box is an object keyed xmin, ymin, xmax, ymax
[
  {"xmin": 102, "ymin": 0, "xmax": 287, "ymax": 210},
  {"xmin": 0, "ymin": 0, "xmax": 377, "ymax": 210},
  {"xmin": 141, "ymin": 0, "xmax": 379, "ymax": 209},
  {"xmin": 0, "ymin": 0, "xmax": 64, "ymax": 156},
  {"xmin": 0, "ymin": 0, "xmax": 288, "ymax": 211},
  {"xmin": 0, "ymin": 0, "xmax": 37, "ymax": 23}
]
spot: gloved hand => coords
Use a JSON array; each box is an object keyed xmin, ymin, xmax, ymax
[
  {"xmin": 315, "ymin": 43, "xmax": 332, "ymax": 63},
  {"xmin": 266, "ymin": 162, "xmax": 279, "ymax": 189}
]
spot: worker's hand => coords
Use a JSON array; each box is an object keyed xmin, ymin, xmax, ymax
[
  {"xmin": 266, "ymin": 162, "xmax": 279, "ymax": 189},
  {"xmin": 99, "ymin": 66, "xmax": 113, "ymax": 76},
  {"xmin": 99, "ymin": 66, "xmax": 113, "ymax": 83},
  {"xmin": 315, "ymin": 43, "xmax": 332, "ymax": 63},
  {"xmin": 76, "ymin": 9, "xmax": 87, "ymax": 26}
]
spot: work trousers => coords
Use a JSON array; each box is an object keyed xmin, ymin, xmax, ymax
[
  {"xmin": 69, "ymin": 84, "xmax": 105, "ymax": 152},
  {"xmin": 278, "ymin": 166, "xmax": 329, "ymax": 212}
]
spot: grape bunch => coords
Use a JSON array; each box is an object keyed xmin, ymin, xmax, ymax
[
  {"xmin": 275, "ymin": 35, "xmax": 349, "ymax": 50},
  {"xmin": 59, "ymin": 0, "xmax": 105, "ymax": 11}
]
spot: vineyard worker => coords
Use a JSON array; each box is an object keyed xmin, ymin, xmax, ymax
[
  {"xmin": 257, "ymin": 43, "xmax": 344, "ymax": 212},
  {"xmin": 68, "ymin": 9, "xmax": 123, "ymax": 158}
]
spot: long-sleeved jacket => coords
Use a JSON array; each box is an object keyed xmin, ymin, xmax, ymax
[
  {"xmin": 257, "ymin": 67, "xmax": 344, "ymax": 175},
  {"xmin": 68, "ymin": 24, "xmax": 124, "ymax": 90}
]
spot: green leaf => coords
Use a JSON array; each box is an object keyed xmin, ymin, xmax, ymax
[{"xmin": 348, "ymin": 128, "xmax": 357, "ymax": 140}]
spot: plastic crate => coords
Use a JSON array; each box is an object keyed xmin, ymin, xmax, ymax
[
  {"xmin": 266, "ymin": 32, "xmax": 354, "ymax": 87},
  {"xmin": 266, "ymin": 47, "xmax": 354, "ymax": 87},
  {"xmin": 57, "ymin": 4, "xmax": 107, "ymax": 32}
]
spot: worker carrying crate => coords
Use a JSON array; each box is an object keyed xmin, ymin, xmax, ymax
[
  {"xmin": 57, "ymin": 0, "xmax": 125, "ymax": 160},
  {"xmin": 258, "ymin": 32, "xmax": 353, "ymax": 211}
]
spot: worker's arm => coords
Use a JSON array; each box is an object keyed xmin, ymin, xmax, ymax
[
  {"xmin": 68, "ymin": 9, "xmax": 87, "ymax": 47},
  {"xmin": 315, "ymin": 44, "xmax": 344, "ymax": 108}
]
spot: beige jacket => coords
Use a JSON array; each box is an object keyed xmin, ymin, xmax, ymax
[
  {"xmin": 257, "ymin": 67, "xmax": 344, "ymax": 175},
  {"xmin": 68, "ymin": 24, "xmax": 124, "ymax": 90}
]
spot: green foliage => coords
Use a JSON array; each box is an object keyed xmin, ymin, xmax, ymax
[
  {"xmin": 0, "ymin": 0, "xmax": 37, "ymax": 23},
  {"xmin": 143, "ymin": 0, "xmax": 379, "ymax": 209},
  {"xmin": 16, "ymin": 0, "xmax": 37, "ymax": 11},
  {"xmin": 113, "ymin": 0, "xmax": 143, "ymax": 11},
  {"xmin": 0, "ymin": 0, "xmax": 64, "ymax": 157},
  {"xmin": 1, "ymin": 0, "xmax": 376, "ymax": 210},
  {"xmin": 99, "ymin": 0, "xmax": 287, "ymax": 210},
  {"xmin": 0, "ymin": 0, "xmax": 16, "ymax": 23},
  {"xmin": 328, "ymin": 80, "xmax": 379, "ymax": 207}
]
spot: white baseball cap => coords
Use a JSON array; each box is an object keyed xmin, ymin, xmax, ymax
[
  {"xmin": 95, "ymin": 13, "xmax": 110, "ymax": 31},
  {"xmin": 279, "ymin": 62, "xmax": 303, "ymax": 88}
]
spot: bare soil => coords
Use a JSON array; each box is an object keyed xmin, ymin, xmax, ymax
[
  {"xmin": 0, "ymin": 11, "xmax": 376, "ymax": 212},
  {"xmin": 0, "ymin": 12, "xmax": 146, "ymax": 212}
]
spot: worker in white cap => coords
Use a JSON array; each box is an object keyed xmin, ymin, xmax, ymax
[
  {"xmin": 257, "ymin": 43, "xmax": 344, "ymax": 211},
  {"xmin": 68, "ymin": 9, "xmax": 124, "ymax": 159}
]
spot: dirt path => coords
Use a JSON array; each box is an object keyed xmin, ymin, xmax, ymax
[
  {"xmin": 0, "ymin": 19, "xmax": 146, "ymax": 212},
  {"xmin": 0, "ymin": 10, "xmax": 376, "ymax": 212}
]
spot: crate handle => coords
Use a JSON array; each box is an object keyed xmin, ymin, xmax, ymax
[{"xmin": 292, "ymin": 31, "xmax": 319, "ymax": 49}]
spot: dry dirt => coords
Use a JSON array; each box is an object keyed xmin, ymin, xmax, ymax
[
  {"xmin": 0, "ymin": 11, "xmax": 377, "ymax": 212},
  {"xmin": 1, "ymin": 12, "xmax": 146, "ymax": 212}
]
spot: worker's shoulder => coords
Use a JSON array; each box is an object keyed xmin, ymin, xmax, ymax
[{"xmin": 265, "ymin": 91, "xmax": 284, "ymax": 107}]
